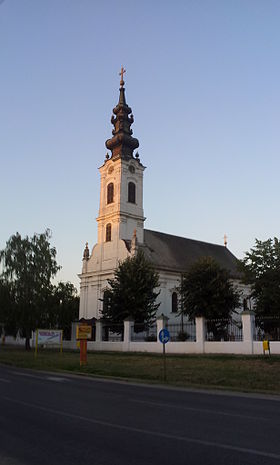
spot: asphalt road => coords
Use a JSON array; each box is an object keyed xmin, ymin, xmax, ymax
[{"xmin": 0, "ymin": 365, "xmax": 280, "ymax": 465}]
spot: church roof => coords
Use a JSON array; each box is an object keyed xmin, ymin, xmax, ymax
[{"xmin": 141, "ymin": 229, "xmax": 240, "ymax": 278}]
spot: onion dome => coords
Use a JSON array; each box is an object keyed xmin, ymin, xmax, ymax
[{"xmin": 105, "ymin": 67, "xmax": 139, "ymax": 160}]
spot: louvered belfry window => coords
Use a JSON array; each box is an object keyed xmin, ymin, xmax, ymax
[
  {"xmin": 128, "ymin": 182, "xmax": 136, "ymax": 203},
  {"xmin": 106, "ymin": 223, "xmax": 112, "ymax": 242},
  {"xmin": 107, "ymin": 183, "xmax": 114, "ymax": 204}
]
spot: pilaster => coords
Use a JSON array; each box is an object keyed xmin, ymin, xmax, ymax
[
  {"xmin": 157, "ymin": 314, "xmax": 169, "ymax": 341},
  {"xmin": 195, "ymin": 316, "xmax": 206, "ymax": 353},
  {"xmin": 241, "ymin": 310, "xmax": 255, "ymax": 354}
]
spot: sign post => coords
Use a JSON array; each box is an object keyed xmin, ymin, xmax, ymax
[
  {"xmin": 80, "ymin": 339, "xmax": 87, "ymax": 366},
  {"xmin": 159, "ymin": 328, "xmax": 170, "ymax": 382},
  {"xmin": 76, "ymin": 324, "xmax": 92, "ymax": 366}
]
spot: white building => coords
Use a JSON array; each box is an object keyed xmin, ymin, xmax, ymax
[{"xmin": 79, "ymin": 74, "xmax": 242, "ymax": 322}]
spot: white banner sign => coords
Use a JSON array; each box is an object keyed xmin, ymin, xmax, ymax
[{"xmin": 37, "ymin": 330, "xmax": 62, "ymax": 345}]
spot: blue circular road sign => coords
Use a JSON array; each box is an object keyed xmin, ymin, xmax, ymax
[{"xmin": 159, "ymin": 328, "xmax": 170, "ymax": 344}]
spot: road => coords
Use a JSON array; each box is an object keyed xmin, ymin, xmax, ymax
[{"xmin": 0, "ymin": 364, "xmax": 280, "ymax": 465}]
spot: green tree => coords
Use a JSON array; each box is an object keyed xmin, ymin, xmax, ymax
[
  {"xmin": 179, "ymin": 257, "xmax": 240, "ymax": 338},
  {"xmin": 0, "ymin": 279, "xmax": 16, "ymax": 337},
  {"xmin": 47, "ymin": 282, "xmax": 79, "ymax": 340},
  {"xmin": 239, "ymin": 238, "xmax": 280, "ymax": 317},
  {"xmin": 101, "ymin": 250, "xmax": 160, "ymax": 327},
  {"xmin": 0, "ymin": 230, "xmax": 60, "ymax": 349}
]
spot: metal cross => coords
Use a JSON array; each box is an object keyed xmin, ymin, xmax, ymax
[
  {"xmin": 224, "ymin": 234, "xmax": 228, "ymax": 247},
  {"xmin": 119, "ymin": 66, "xmax": 126, "ymax": 85}
]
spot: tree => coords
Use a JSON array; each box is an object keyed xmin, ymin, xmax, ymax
[
  {"xmin": 101, "ymin": 250, "xmax": 160, "ymax": 327},
  {"xmin": 47, "ymin": 282, "xmax": 79, "ymax": 340},
  {"xmin": 179, "ymin": 257, "xmax": 240, "ymax": 338},
  {"xmin": 0, "ymin": 230, "xmax": 61, "ymax": 349},
  {"xmin": 0, "ymin": 279, "xmax": 16, "ymax": 337},
  {"xmin": 239, "ymin": 237, "xmax": 280, "ymax": 323}
]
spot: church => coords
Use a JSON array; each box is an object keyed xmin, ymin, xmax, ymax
[{"xmin": 79, "ymin": 69, "xmax": 241, "ymax": 323}]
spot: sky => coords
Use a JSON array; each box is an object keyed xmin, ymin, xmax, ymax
[{"xmin": 1, "ymin": 0, "xmax": 280, "ymax": 290}]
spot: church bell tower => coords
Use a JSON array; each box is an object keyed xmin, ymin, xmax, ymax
[
  {"xmin": 96, "ymin": 67, "xmax": 145, "ymax": 244},
  {"xmin": 79, "ymin": 69, "xmax": 145, "ymax": 320}
]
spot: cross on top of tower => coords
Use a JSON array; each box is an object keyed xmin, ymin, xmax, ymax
[
  {"xmin": 119, "ymin": 65, "xmax": 126, "ymax": 87},
  {"xmin": 224, "ymin": 234, "xmax": 228, "ymax": 247},
  {"xmin": 105, "ymin": 66, "xmax": 139, "ymax": 160}
]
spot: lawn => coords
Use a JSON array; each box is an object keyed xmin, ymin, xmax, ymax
[{"xmin": 0, "ymin": 346, "xmax": 280, "ymax": 395}]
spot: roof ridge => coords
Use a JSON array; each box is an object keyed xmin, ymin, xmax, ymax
[{"xmin": 144, "ymin": 228, "xmax": 226, "ymax": 249}]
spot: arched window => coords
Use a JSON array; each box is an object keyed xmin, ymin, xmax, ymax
[
  {"xmin": 128, "ymin": 182, "xmax": 136, "ymax": 203},
  {"xmin": 107, "ymin": 183, "xmax": 114, "ymax": 204},
  {"xmin": 105, "ymin": 223, "xmax": 112, "ymax": 242},
  {"xmin": 172, "ymin": 292, "xmax": 178, "ymax": 313}
]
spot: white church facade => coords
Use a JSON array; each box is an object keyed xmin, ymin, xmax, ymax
[{"xmin": 79, "ymin": 71, "xmax": 243, "ymax": 323}]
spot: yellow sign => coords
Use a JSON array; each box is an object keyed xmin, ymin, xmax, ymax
[
  {"xmin": 263, "ymin": 340, "xmax": 270, "ymax": 352},
  {"xmin": 76, "ymin": 325, "xmax": 92, "ymax": 340}
]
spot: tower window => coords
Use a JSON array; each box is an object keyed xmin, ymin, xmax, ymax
[
  {"xmin": 171, "ymin": 292, "xmax": 178, "ymax": 313},
  {"xmin": 107, "ymin": 183, "xmax": 114, "ymax": 204},
  {"xmin": 106, "ymin": 223, "xmax": 112, "ymax": 242},
  {"xmin": 128, "ymin": 182, "xmax": 136, "ymax": 203}
]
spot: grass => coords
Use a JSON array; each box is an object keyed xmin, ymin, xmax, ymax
[{"xmin": 0, "ymin": 346, "xmax": 280, "ymax": 395}]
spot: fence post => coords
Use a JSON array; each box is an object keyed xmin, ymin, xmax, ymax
[
  {"xmin": 241, "ymin": 310, "xmax": 255, "ymax": 354},
  {"xmin": 95, "ymin": 320, "xmax": 103, "ymax": 343},
  {"xmin": 156, "ymin": 314, "xmax": 169, "ymax": 341},
  {"xmin": 124, "ymin": 317, "xmax": 134, "ymax": 347},
  {"xmin": 195, "ymin": 316, "xmax": 206, "ymax": 354}
]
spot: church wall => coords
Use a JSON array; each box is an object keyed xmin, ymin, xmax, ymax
[
  {"xmin": 80, "ymin": 266, "xmax": 248, "ymax": 322},
  {"xmin": 156, "ymin": 270, "xmax": 182, "ymax": 323},
  {"xmin": 79, "ymin": 272, "xmax": 114, "ymax": 320},
  {"xmin": 79, "ymin": 238, "xmax": 130, "ymax": 320},
  {"xmin": 155, "ymin": 270, "xmax": 249, "ymax": 323},
  {"xmin": 79, "ymin": 284, "xmax": 88, "ymax": 319},
  {"xmin": 80, "ymin": 266, "xmax": 181, "ymax": 322},
  {"xmin": 87, "ymin": 285, "xmax": 99, "ymax": 319}
]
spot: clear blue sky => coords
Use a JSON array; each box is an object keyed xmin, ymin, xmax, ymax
[{"xmin": 1, "ymin": 0, "xmax": 280, "ymax": 290}]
